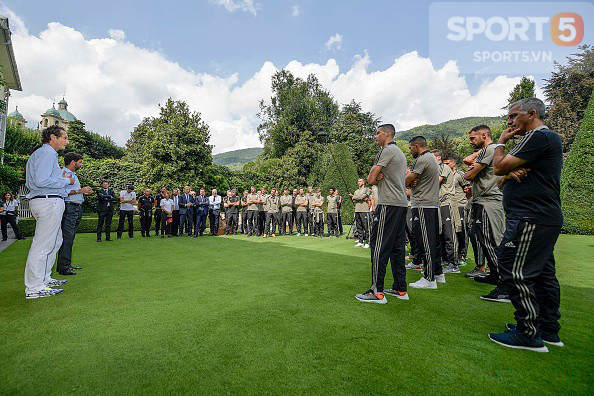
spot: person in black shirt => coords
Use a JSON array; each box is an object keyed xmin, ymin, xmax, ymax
[
  {"xmin": 488, "ymin": 97, "xmax": 564, "ymax": 352},
  {"xmin": 96, "ymin": 180, "xmax": 116, "ymax": 242},
  {"xmin": 138, "ymin": 188, "xmax": 155, "ymax": 237},
  {"xmin": 154, "ymin": 186, "xmax": 166, "ymax": 236},
  {"xmin": 240, "ymin": 190, "xmax": 248, "ymax": 234}
]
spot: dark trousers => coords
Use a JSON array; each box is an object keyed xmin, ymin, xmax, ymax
[
  {"xmin": 227, "ymin": 212, "xmax": 238, "ymax": 234},
  {"xmin": 172, "ymin": 210, "xmax": 180, "ymax": 236},
  {"xmin": 308, "ymin": 210, "xmax": 315, "ymax": 235},
  {"xmin": 327, "ymin": 212, "xmax": 339, "ymax": 237},
  {"xmin": 265, "ymin": 212, "xmax": 279, "ymax": 235},
  {"xmin": 97, "ymin": 210, "xmax": 113, "ymax": 240},
  {"xmin": 355, "ymin": 212, "xmax": 370, "ymax": 244},
  {"xmin": 439, "ymin": 205, "xmax": 458, "ymax": 265},
  {"xmin": 457, "ymin": 206, "xmax": 468, "ymax": 260},
  {"xmin": 194, "ymin": 212, "xmax": 207, "ymax": 236},
  {"xmin": 498, "ymin": 219, "xmax": 562, "ymax": 338},
  {"xmin": 258, "ymin": 211, "xmax": 266, "ymax": 235},
  {"xmin": 154, "ymin": 209, "xmax": 162, "ymax": 235},
  {"xmin": 296, "ymin": 211, "xmax": 307, "ymax": 234},
  {"xmin": 209, "ymin": 210, "xmax": 220, "ymax": 235},
  {"xmin": 405, "ymin": 207, "xmax": 418, "ymax": 259},
  {"xmin": 179, "ymin": 211, "xmax": 192, "ymax": 236},
  {"xmin": 281, "ymin": 212, "xmax": 292, "ymax": 235},
  {"xmin": 241, "ymin": 211, "xmax": 248, "ymax": 234},
  {"xmin": 247, "ymin": 210, "xmax": 259, "ymax": 236},
  {"xmin": 57, "ymin": 203, "xmax": 83, "ymax": 273},
  {"xmin": 411, "ymin": 207, "xmax": 442, "ymax": 281},
  {"xmin": 1, "ymin": 213, "xmax": 23, "ymax": 240},
  {"xmin": 312, "ymin": 211, "xmax": 324, "ymax": 236},
  {"xmin": 139, "ymin": 209, "xmax": 152, "ymax": 236},
  {"xmin": 370, "ymin": 205, "xmax": 407, "ymax": 292},
  {"xmin": 473, "ymin": 204, "xmax": 500, "ymax": 277},
  {"xmin": 160, "ymin": 212, "xmax": 172, "ymax": 236},
  {"xmin": 337, "ymin": 208, "xmax": 343, "ymax": 234},
  {"xmin": 292, "ymin": 208, "xmax": 297, "ymax": 230},
  {"xmin": 468, "ymin": 213, "xmax": 484, "ymax": 267},
  {"xmin": 117, "ymin": 210, "xmax": 134, "ymax": 238}
]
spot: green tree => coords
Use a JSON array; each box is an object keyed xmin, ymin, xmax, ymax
[
  {"xmin": 320, "ymin": 143, "xmax": 359, "ymax": 224},
  {"xmin": 3, "ymin": 123, "xmax": 41, "ymax": 155},
  {"xmin": 544, "ymin": 44, "xmax": 594, "ymax": 152},
  {"xmin": 125, "ymin": 98, "xmax": 213, "ymax": 186},
  {"xmin": 429, "ymin": 133, "xmax": 459, "ymax": 161},
  {"xmin": 66, "ymin": 120, "xmax": 125, "ymax": 159},
  {"xmin": 561, "ymin": 92, "xmax": 594, "ymax": 234},
  {"xmin": 505, "ymin": 77, "xmax": 536, "ymax": 108}
]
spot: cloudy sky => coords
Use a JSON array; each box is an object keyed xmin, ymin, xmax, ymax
[{"xmin": 4, "ymin": 0, "xmax": 548, "ymax": 153}]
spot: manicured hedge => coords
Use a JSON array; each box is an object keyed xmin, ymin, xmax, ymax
[{"xmin": 561, "ymin": 92, "xmax": 594, "ymax": 235}]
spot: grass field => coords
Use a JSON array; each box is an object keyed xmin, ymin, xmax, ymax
[{"xmin": 0, "ymin": 231, "xmax": 593, "ymax": 395}]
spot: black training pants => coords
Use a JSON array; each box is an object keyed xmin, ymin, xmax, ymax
[
  {"xmin": 327, "ymin": 213, "xmax": 339, "ymax": 237},
  {"xmin": 117, "ymin": 210, "xmax": 134, "ymax": 238},
  {"xmin": 281, "ymin": 212, "xmax": 292, "ymax": 235},
  {"xmin": 296, "ymin": 211, "xmax": 307, "ymax": 234},
  {"xmin": 411, "ymin": 207, "xmax": 442, "ymax": 281},
  {"xmin": 472, "ymin": 203, "xmax": 500, "ymax": 277},
  {"xmin": 247, "ymin": 210, "xmax": 258, "ymax": 236},
  {"xmin": 139, "ymin": 209, "xmax": 152, "ymax": 236},
  {"xmin": 227, "ymin": 213, "xmax": 238, "ymax": 234},
  {"xmin": 370, "ymin": 205, "xmax": 407, "ymax": 292},
  {"xmin": 355, "ymin": 212, "xmax": 370, "ymax": 244},
  {"xmin": 457, "ymin": 206, "xmax": 468, "ymax": 260},
  {"xmin": 439, "ymin": 205, "xmax": 458, "ymax": 265},
  {"xmin": 498, "ymin": 219, "xmax": 561, "ymax": 338}
]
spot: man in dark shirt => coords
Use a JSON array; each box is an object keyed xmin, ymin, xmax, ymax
[
  {"xmin": 193, "ymin": 189, "xmax": 209, "ymax": 237},
  {"xmin": 96, "ymin": 180, "xmax": 116, "ymax": 242},
  {"xmin": 226, "ymin": 190, "xmax": 240, "ymax": 235},
  {"xmin": 488, "ymin": 97, "xmax": 564, "ymax": 352},
  {"xmin": 154, "ymin": 186, "xmax": 166, "ymax": 237},
  {"xmin": 138, "ymin": 188, "xmax": 155, "ymax": 237}
]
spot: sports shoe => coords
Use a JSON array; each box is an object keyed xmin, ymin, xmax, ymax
[
  {"xmin": 465, "ymin": 267, "xmax": 488, "ymax": 278},
  {"xmin": 304, "ymin": 233, "xmax": 309, "ymax": 236},
  {"xmin": 355, "ymin": 290, "xmax": 387, "ymax": 304},
  {"xmin": 480, "ymin": 285, "xmax": 511, "ymax": 303},
  {"xmin": 26, "ymin": 288, "xmax": 63, "ymax": 299},
  {"xmin": 475, "ymin": 273, "xmax": 498, "ymax": 285},
  {"xmin": 435, "ymin": 273, "xmax": 446, "ymax": 283},
  {"xmin": 363, "ymin": 244, "xmax": 370, "ymax": 249},
  {"xmin": 47, "ymin": 279, "xmax": 67, "ymax": 287},
  {"xmin": 355, "ymin": 242, "xmax": 363, "ymax": 247},
  {"xmin": 384, "ymin": 289, "xmax": 410, "ymax": 300},
  {"xmin": 443, "ymin": 264, "xmax": 460, "ymax": 274},
  {"xmin": 409, "ymin": 277, "xmax": 437, "ymax": 289},
  {"xmin": 488, "ymin": 329, "xmax": 548, "ymax": 352},
  {"xmin": 297, "ymin": 233, "xmax": 301, "ymax": 236},
  {"xmin": 505, "ymin": 324, "xmax": 564, "ymax": 346},
  {"xmin": 458, "ymin": 258, "xmax": 467, "ymax": 267},
  {"xmin": 405, "ymin": 262, "xmax": 422, "ymax": 270}
]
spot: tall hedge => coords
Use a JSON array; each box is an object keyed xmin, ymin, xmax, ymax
[
  {"xmin": 321, "ymin": 143, "xmax": 359, "ymax": 224},
  {"xmin": 561, "ymin": 92, "xmax": 594, "ymax": 234}
]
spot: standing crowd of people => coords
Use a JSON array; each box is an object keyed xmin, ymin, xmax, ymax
[{"xmin": 20, "ymin": 97, "xmax": 565, "ymax": 352}]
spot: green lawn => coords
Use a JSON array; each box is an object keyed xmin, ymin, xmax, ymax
[{"xmin": 0, "ymin": 231, "xmax": 592, "ymax": 395}]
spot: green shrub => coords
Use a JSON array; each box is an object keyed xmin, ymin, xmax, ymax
[
  {"xmin": 561, "ymin": 92, "xmax": 594, "ymax": 234},
  {"xmin": 18, "ymin": 216, "xmax": 142, "ymax": 237}
]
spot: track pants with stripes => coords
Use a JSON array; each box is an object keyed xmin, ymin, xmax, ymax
[
  {"xmin": 439, "ymin": 204, "xmax": 458, "ymax": 265},
  {"xmin": 498, "ymin": 219, "xmax": 561, "ymax": 337},
  {"xmin": 411, "ymin": 207, "xmax": 442, "ymax": 281},
  {"xmin": 472, "ymin": 203, "xmax": 503, "ymax": 277},
  {"xmin": 370, "ymin": 205, "xmax": 407, "ymax": 293},
  {"xmin": 355, "ymin": 212, "xmax": 370, "ymax": 244},
  {"xmin": 405, "ymin": 207, "xmax": 418, "ymax": 259},
  {"xmin": 457, "ymin": 206, "xmax": 468, "ymax": 260}
]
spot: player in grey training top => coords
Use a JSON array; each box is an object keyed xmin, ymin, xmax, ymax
[
  {"xmin": 444, "ymin": 158, "xmax": 470, "ymax": 266},
  {"xmin": 407, "ymin": 136, "xmax": 444, "ymax": 289},
  {"xmin": 350, "ymin": 179, "xmax": 371, "ymax": 248},
  {"xmin": 356, "ymin": 124, "xmax": 409, "ymax": 304}
]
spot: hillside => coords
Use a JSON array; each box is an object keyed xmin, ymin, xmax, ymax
[
  {"xmin": 396, "ymin": 116, "xmax": 503, "ymax": 141},
  {"xmin": 213, "ymin": 147, "xmax": 264, "ymax": 171}
]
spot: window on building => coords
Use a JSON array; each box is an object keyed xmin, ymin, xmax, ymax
[
  {"xmin": 44, "ymin": 119, "xmax": 48, "ymax": 127},
  {"xmin": 54, "ymin": 120, "xmax": 59, "ymax": 125}
]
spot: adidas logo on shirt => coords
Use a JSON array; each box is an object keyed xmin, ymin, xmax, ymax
[
  {"xmin": 476, "ymin": 219, "xmax": 481, "ymax": 224},
  {"xmin": 413, "ymin": 217, "xmax": 419, "ymax": 221},
  {"xmin": 505, "ymin": 241, "xmax": 516, "ymax": 248},
  {"xmin": 446, "ymin": 217, "xmax": 451, "ymax": 221}
]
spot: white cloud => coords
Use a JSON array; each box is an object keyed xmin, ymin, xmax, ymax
[
  {"xmin": 291, "ymin": 5, "xmax": 301, "ymax": 17},
  {"xmin": 108, "ymin": 29, "xmax": 126, "ymax": 41},
  {"xmin": 325, "ymin": 33, "xmax": 343, "ymax": 51},
  {"xmin": 6, "ymin": 8, "xmax": 536, "ymax": 154},
  {"xmin": 211, "ymin": 0, "xmax": 260, "ymax": 16}
]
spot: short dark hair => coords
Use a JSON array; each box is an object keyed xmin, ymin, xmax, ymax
[
  {"xmin": 101, "ymin": 180, "xmax": 109, "ymax": 185},
  {"xmin": 378, "ymin": 124, "xmax": 396, "ymax": 137},
  {"xmin": 63, "ymin": 152, "xmax": 83, "ymax": 166},
  {"xmin": 469, "ymin": 125, "xmax": 491, "ymax": 136},
  {"xmin": 329, "ymin": 186, "xmax": 335, "ymax": 191},
  {"xmin": 127, "ymin": 184, "xmax": 135, "ymax": 190},
  {"xmin": 41, "ymin": 125, "xmax": 65, "ymax": 144},
  {"xmin": 409, "ymin": 136, "xmax": 427, "ymax": 146}
]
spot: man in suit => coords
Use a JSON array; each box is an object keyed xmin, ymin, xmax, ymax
[
  {"xmin": 96, "ymin": 180, "xmax": 116, "ymax": 242},
  {"xmin": 154, "ymin": 186, "xmax": 166, "ymax": 236},
  {"xmin": 193, "ymin": 188, "xmax": 209, "ymax": 237},
  {"xmin": 179, "ymin": 186, "xmax": 194, "ymax": 238},
  {"xmin": 209, "ymin": 189, "xmax": 222, "ymax": 236}
]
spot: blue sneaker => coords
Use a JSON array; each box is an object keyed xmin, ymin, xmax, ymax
[
  {"xmin": 488, "ymin": 329, "xmax": 548, "ymax": 352},
  {"xmin": 505, "ymin": 323, "xmax": 564, "ymax": 347}
]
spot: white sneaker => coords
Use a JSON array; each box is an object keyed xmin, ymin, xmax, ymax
[
  {"xmin": 409, "ymin": 277, "xmax": 437, "ymax": 289},
  {"xmin": 355, "ymin": 242, "xmax": 363, "ymax": 247},
  {"xmin": 297, "ymin": 233, "xmax": 301, "ymax": 236},
  {"xmin": 355, "ymin": 240, "xmax": 360, "ymax": 244},
  {"xmin": 363, "ymin": 244, "xmax": 370, "ymax": 249},
  {"xmin": 435, "ymin": 274, "xmax": 446, "ymax": 283},
  {"xmin": 305, "ymin": 233, "xmax": 308, "ymax": 236}
]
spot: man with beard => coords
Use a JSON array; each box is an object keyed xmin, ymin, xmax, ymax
[
  {"xmin": 280, "ymin": 187, "xmax": 293, "ymax": 235},
  {"xmin": 444, "ymin": 159, "xmax": 470, "ymax": 266},
  {"xmin": 488, "ymin": 98, "xmax": 564, "ymax": 351},
  {"xmin": 264, "ymin": 188, "xmax": 280, "ymax": 237},
  {"xmin": 295, "ymin": 188, "xmax": 308, "ymax": 236},
  {"xmin": 350, "ymin": 179, "xmax": 371, "ymax": 248},
  {"xmin": 246, "ymin": 186, "xmax": 260, "ymax": 237},
  {"xmin": 464, "ymin": 125, "xmax": 507, "ymax": 303}
]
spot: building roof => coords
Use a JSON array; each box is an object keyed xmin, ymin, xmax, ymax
[
  {"xmin": 43, "ymin": 105, "xmax": 61, "ymax": 118},
  {"xmin": 57, "ymin": 108, "xmax": 77, "ymax": 122},
  {"xmin": 58, "ymin": 98, "xmax": 67, "ymax": 106},
  {"xmin": 8, "ymin": 106, "xmax": 24, "ymax": 120}
]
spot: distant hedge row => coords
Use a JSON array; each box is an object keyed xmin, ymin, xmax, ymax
[{"xmin": 561, "ymin": 92, "xmax": 594, "ymax": 235}]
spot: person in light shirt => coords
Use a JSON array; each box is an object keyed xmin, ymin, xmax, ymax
[
  {"xmin": 159, "ymin": 191, "xmax": 174, "ymax": 238},
  {"xmin": 0, "ymin": 192, "xmax": 25, "ymax": 241},
  {"xmin": 117, "ymin": 185, "xmax": 137, "ymax": 239},
  {"xmin": 208, "ymin": 189, "xmax": 222, "ymax": 236}
]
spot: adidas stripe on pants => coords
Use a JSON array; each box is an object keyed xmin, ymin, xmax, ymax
[
  {"xmin": 411, "ymin": 207, "xmax": 442, "ymax": 281},
  {"xmin": 439, "ymin": 204, "xmax": 458, "ymax": 265},
  {"xmin": 498, "ymin": 219, "xmax": 562, "ymax": 337},
  {"xmin": 472, "ymin": 203, "xmax": 502, "ymax": 276},
  {"xmin": 370, "ymin": 205, "xmax": 407, "ymax": 293}
]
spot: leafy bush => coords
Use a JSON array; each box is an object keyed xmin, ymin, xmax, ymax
[
  {"xmin": 0, "ymin": 162, "xmax": 21, "ymax": 193},
  {"xmin": 561, "ymin": 92, "xmax": 594, "ymax": 234}
]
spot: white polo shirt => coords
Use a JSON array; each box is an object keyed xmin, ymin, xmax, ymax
[{"xmin": 120, "ymin": 190, "xmax": 136, "ymax": 211}]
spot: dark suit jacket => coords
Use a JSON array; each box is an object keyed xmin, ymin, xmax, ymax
[
  {"xmin": 193, "ymin": 195, "xmax": 209, "ymax": 214},
  {"xmin": 179, "ymin": 193, "xmax": 193, "ymax": 215},
  {"xmin": 97, "ymin": 188, "xmax": 116, "ymax": 212}
]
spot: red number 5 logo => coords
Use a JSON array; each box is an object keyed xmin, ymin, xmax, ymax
[{"xmin": 551, "ymin": 13, "xmax": 584, "ymax": 46}]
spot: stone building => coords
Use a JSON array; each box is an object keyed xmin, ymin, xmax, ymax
[
  {"xmin": 7, "ymin": 106, "xmax": 26, "ymax": 127},
  {"xmin": 40, "ymin": 98, "xmax": 78, "ymax": 130}
]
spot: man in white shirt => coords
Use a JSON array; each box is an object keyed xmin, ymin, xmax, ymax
[
  {"xmin": 117, "ymin": 185, "xmax": 137, "ymax": 239},
  {"xmin": 172, "ymin": 188, "xmax": 180, "ymax": 236},
  {"xmin": 208, "ymin": 189, "xmax": 222, "ymax": 236}
]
